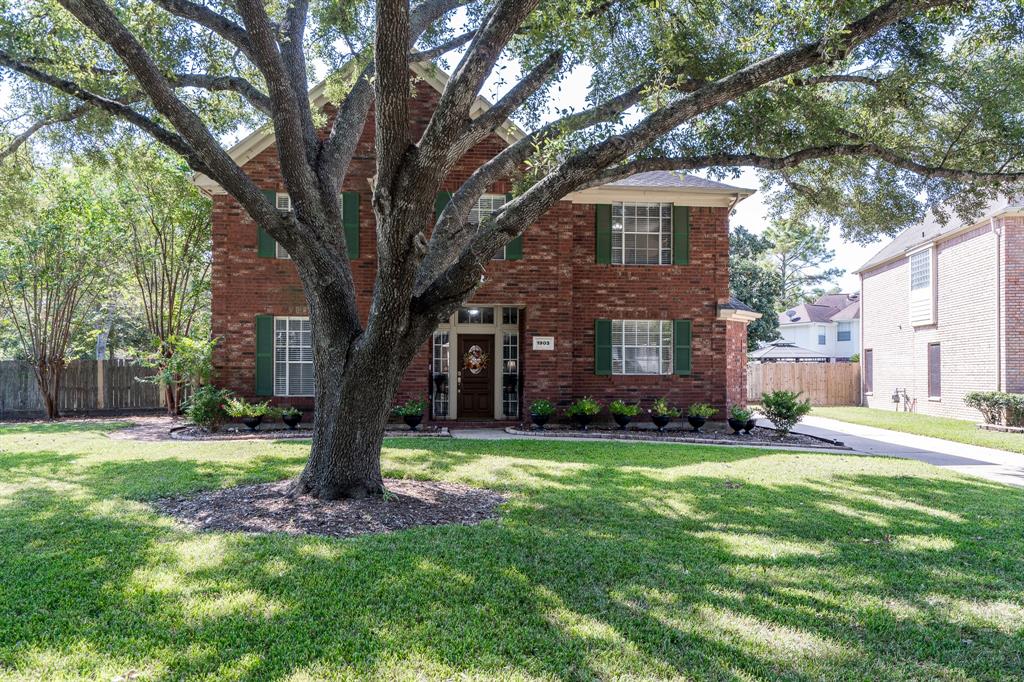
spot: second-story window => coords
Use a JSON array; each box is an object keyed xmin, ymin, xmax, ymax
[
  {"xmin": 611, "ymin": 202, "xmax": 672, "ymax": 265},
  {"xmin": 469, "ymin": 194, "xmax": 511, "ymax": 260},
  {"xmin": 817, "ymin": 326, "xmax": 827, "ymax": 345},
  {"xmin": 910, "ymin": 249, "xmax": 931, "ymax": 290},
  {"xmin": 275, "ymin": 193, "xmax": 292, "ymax": 259},
  {"xmin": 837, "ymin": 321, "xmax": 852, "ymax": 342}
]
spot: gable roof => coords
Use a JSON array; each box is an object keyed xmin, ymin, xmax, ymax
[
  {"xmin": 856, "ymin": 196, "xmax": 1024, "ymax": 273},
  {"xmin": 778, "ymin": 293, "xmax": 860, "ymax": 326}
]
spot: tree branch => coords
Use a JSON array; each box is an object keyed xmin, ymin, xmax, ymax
[
  {"xmin": 409, "ymin": 30, "xmax": 476, "ymax": 61},
  {"xmin": 168, "ymin": 73, "xmax": 272, "ymax": 114},
  {"xmin": 153, "ymin": 0, "xmax": 255, "ymax": 61},
  {"xmin": 0, "ymin": 103, "xmax": 92, "ymax": 162}
]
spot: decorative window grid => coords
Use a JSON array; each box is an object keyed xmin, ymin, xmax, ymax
[
  {"xmin": 502, "ymin": 307, "xmax": 519, "ymax": 325},
  {"xmin": 910, "ymin": 249, "xmax": 931, "ymax": 290},
  {"xmin": 611, "ymin": 202, "xmax": 672, "ymax": 265},
  {"xmin": 611, "ymin": 320, "xmax": 672, "ymax": 375},
  {"xmin": 431, "ymin": 331, "xmax": 449, "ymax": 418},
  {"xmin": 274, "ymin": 317, "xmax": 314, "ymax": 396},
  {"xmin": 502, "ymin": 332, "xmax": 519, "ymax": 418}
]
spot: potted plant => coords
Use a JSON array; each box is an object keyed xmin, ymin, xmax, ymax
[
  {"xmin": 649, "ymin": 397, "xmax": 680, "ymax": 432},
  {"xmin": 280, "ymin": 405, "xmax": 303, "ymax": 430},
  {"xmin": 609, "ymin": 399, "xmax": 641, "ymax": 429},
  {"xmin": 393, "ymin": 397, "xmax": 427, "ymax": 430},
  {"xmin": 687, "ymin": 403, "xmax": 718, "ymax": 432},
  {"xmin": 224, "ymin": 397, "xmax": 271, "ymax": 431},
  {"xmin": 565, "ymin": 396, "xmax": 601, "ymax": 430},
  {"xmin": 728, "ymin": 405, "xmax": 752, "ymax": 434},
  {"xmin": 529, "ymin": 399, "xmax": 555, "ymax": 429}
]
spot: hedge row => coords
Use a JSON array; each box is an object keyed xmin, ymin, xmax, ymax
[{"xmin": 963, "ymin": 391, "xmax": 1024, "ymax": 427}]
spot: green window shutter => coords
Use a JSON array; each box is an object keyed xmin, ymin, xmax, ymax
[
  {"xmin": 257, "ymin": 190, "xmax": 277, "ymax": 258},
  {"xmin": 435, "ymin": 191, "xmax": 452, "ymax": 219},
  {"xmin": 673, "ymin": 319, "xmax": 692, "ymax": 376},
  {"xmin": 255, "ymin": 315, "xmax": 274, "ymax": 395},
  {"xmin": 672, "ymin": 205, "xmax": 690, "ymax": 265},
  {"xmin": 595, "ymin": 204, "xmax": 612, "ymax": 264},
  {"xmin": 342, "ymin": 191, "xmax": 360, "ymax": 260},
  {"xmin": 504, "ymin": 192, "xmax": 523, "ymax": 259},
  {"xmin": 594, "ymin": 319, "xmax": 612, "ymax": 375}
]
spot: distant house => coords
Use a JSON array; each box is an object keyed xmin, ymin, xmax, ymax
[
  {"xmin": 856, "ymin": 197, "xmax": 1024, "ymax": 420},
  {"xmin": 777, "ymin": 293, "xmax": 861, "ymax": 361},
  {"xmin": 749, "ymin": 341, "xmax": 830, "ymax": 363}
]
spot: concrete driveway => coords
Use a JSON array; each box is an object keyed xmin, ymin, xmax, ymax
[{"xmin": 788, "ymin": 415, "xmax": 1024, "ymax": 488}]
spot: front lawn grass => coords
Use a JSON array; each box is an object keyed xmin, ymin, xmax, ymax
[
  {"xmin": 813, "ymin": 406, "xmax": 1024, "ymax": 454},
  {"xmin": 1, "ymin": 422, "xmax": 1023, "ymax": 680}
]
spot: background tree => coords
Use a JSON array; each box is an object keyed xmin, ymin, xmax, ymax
[
  {"xmin": 0, "ymin": 161, "xmax": 118, "ymax": 418},
  {"xmin": 729, "ymin": 226, "xmax": 782, "ymax": 350},
  {"xmin": 764, "ymin": 218, "xmax": 845, "ymax": 308},
  {"xmin": 3, "ymin": 0, "xmax": 1024, "ymax": 497},
  {"xmin": 111, "ymin": 145, "xmax": 212, "ymax": 413}
]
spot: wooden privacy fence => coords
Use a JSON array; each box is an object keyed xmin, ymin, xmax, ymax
[
  {"xmin": 0, "ymin": 359, "xmax": 165, "ymax": 418},
  {"xmin": 747, "ymin": 362, "xmax": 862, "ymax": 406}
]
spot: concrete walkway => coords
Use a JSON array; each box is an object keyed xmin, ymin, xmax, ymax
[{"xmin": 452, "ymin": 417, "xmax": 1024, "ymax": 488}]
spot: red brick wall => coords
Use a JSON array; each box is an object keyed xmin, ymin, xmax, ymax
[{"xmin": 211, "ymin": 78, "xmax": 741, "ymax": 419}]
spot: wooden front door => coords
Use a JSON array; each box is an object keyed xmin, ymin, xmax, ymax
[{"xmin": 458, "ymin": 334, "xmax": 494, "ymax": 419}]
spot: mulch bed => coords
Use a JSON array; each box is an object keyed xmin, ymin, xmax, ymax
[
  {"xmin": 507, "ymin": 423, "xmax": 847, "ymax": 449},
  {"xmin": 153, "ymin": 478, "xmax": 505, "ymax": 539},
  {"xmin": 170, "ymin": 423, "xmax": 450, "ymax": 440}
]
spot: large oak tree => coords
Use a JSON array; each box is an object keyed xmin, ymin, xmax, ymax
[{"xmin": 2, "ymin": 0, "xmax": 1024, "ymax": 497}]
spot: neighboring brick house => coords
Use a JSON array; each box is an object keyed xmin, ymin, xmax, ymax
[
  {"xmin": 777, "ymin": 293, "xmax": 860, "ymax": 361},
  {"xmin": 857, "ymin": 197, "xmax": 1024, "ymax": 420},
  {"xmin": 197, "ymin": 64, "xmax": 761, "ymax": 422}
]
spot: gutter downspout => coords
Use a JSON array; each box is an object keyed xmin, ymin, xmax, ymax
[{"xmin": 992, "ymin": 217, "xmax": 1003, "ymax": 391}]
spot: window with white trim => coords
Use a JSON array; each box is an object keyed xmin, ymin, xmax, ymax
[
  {"xmin": 274, "ymin": 317, "xmax": 314, "ymax": 396},
  {"xmin": 275, "ymin": 193, "xmax": 292, "ymax": 259},
  {"xmin": 468, "ymin": 194, "xmax": 510, "ymax": 260},
  {"xmin": 817, "ymin": 325, "xmax": 827, "ymax": 345},
  {"xmin": 910, "ymin": 249, "xmax": 931, "ymax": 290},
  {"xmin": 612, "ymin": 202, "xmax": 672, "ymax": 265},
  {"xmin": 611, "ymin": 320, "xmax": 673, "ymax": 375},
  {"xmin": 837, "ymin": 321, "xmax": 852, "ymax": 342}
]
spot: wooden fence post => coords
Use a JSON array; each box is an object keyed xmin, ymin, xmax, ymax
[{"xmin": 96, "ymin": 358, "xmax": 106, "ymax": 410}]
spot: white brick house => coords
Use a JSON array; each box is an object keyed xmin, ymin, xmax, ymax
[{"xmin": 857, "ymin": 198, "xmax": 1024, "ymax": 420}]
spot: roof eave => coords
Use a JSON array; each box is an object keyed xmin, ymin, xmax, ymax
[{"xmin": 565, "ymin": 185, "xmax": 755, "ymax": 207}]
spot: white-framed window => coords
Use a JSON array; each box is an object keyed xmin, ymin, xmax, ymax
[
  {"xmin": 817, "ymin": 325, "xmax": 827, "ymax": 345},
  {"xmin": 910, "ymin": 249, "xmax": 931, "ymax": 290},
  {"xmin": 275, "ymin": 193, "xmax": 292, "ymax": 259},
  {"xmin": 837, "ymin": 321, "xmax": 852, "ymax": 342},
  {"xmin": 468, "ymin": 194, "xmax": 510, "ymax": 260},
  {"xmin": 612, "ymin": 202, "xmax": 672, "ymax": 265},
  {"xmin": 431, "ymin": 331, "xmax": 449, "ymax": 418},
  {"xmin": 274, "ymin": 317, "xmax": 314, "ymax": 396},
  {"xmin": 611, "ymin": 320, "xmax": 673, "ymax": 375}
]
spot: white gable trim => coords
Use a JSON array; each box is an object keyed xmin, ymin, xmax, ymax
[{"xmin": 194, "ymin": 62, "xmax": 527, "ymax": 194}]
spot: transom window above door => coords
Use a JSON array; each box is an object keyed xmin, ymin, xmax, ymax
[
  {"xmin": 612, "ymin": 202, "xmax": 672, "ymax": 265},
  {"xmin": 457, "ymin": 307, "xmax": 495, "ymax": 324}
]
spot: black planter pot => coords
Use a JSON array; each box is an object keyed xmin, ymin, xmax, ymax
[
  {"xmin": 651, "ymin": 414, "xmax": 672, "ymax": 432},
  {"xmin": 612, "ymin": 413, "xmax": 633, "ymax": 430},
  {"xmin": 403, "ymin": 414, "xmax": 423, "ymax": 431},
  {"xmin": 282, "ymin": 413, "xmax": 302, "ymax": 430},
  {"xmin": 571, "ymin": 413, "xmax": 594, "ymax": 430},
  {"xmin": 687, "ymin": 415, "xmax": 707, "ymax": 433},
  {"xmin": 727, "ymin": 417, "xmax": 746, "ymax": 434},
  {"xmin": 744, "ymin": 418, "xmax": 757, "ymax": 434},
  {"xmin": 530, "ymin": 412, "xmax": 550, "ymax": 430},
  {"xmin": 242, "ymin": 416, "xmax": 262, "ymax": 431}
]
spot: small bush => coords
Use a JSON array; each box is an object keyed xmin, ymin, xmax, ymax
[
  {"xmin": 279, "ymin": 405, "xmax": 303, "ymax": 418},
  {"xmin": 223, "ymin": 397, "xmax": 271, "ymax": 418},
  {"xmin": 609, "ymin": 399, "xmax": 641, "ymax": 417},
  {"xmin": 529, "ymin": 399, "xmax": 556, "ymax": 416},
  {"xmin": 759, "ymin": 390, "xmax": 811, "ymax": 435},
  {"xmin": 848, "ymin": 353, "xmax": 860, "ymax": 363},
  {"xmin": 392, "ymin": 397, "xmax": 427, "ymax": 416},
  {"xmin": 182, "ymin": 385, "xmax": 232, "ymax": 432},
  {"xmin": 566, "ymin": 397, "xmax": 602, "ymax": 417},
  {"xmin": 649, "ymin": 397, "xmax": 681, "ymax": 418},
  {"xmin": 730, "ymin": 405, "xmax": 753, "ymax": 422},
  {"xmin": 964, "ymin": 391, "xmax": 1024, "ymax": 426},
  {"xmin": 687, "ymin": 403, "xmax": 718, "ymax": 419}
]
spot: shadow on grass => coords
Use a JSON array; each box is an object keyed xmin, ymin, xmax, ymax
[
  {"xmin": 0, "ymin": 420, "xmax": 133, "ymax": 435},
  {"xmin": 1, "ymin": 435, "xmax": 1023, "ymax": 680}
]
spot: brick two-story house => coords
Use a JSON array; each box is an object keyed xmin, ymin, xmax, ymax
[
  {"xmin": 857, "ymin": 197, "xmax": 1024, "ymax": 420},
  {"xmin": 197, "ymin": 64, "xmax": 760, "ymax": 422}
]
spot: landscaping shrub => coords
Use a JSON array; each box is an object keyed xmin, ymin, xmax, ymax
[
  {"xmin": 565, "ymin": 396, "xmax": 602, "ymax": 417},
  {"xmin": 687, "ymin": 403, "xmax": 718, "ymax": 419},
  {"xmin": 528, "ymin": 399, "xmax": 555, "ymax": 416},
  {"xmin": 392, "ymin": 397, "xmax": 427, "ymax": 416},
  {"xmin": 182, "ymin": 385, "xmax": 233, "ymax": 432},
  {"xmin": 609, "ymin": 400, "xmax": 641, "ymax": 417},
  {"xmin": 759, "ymin": 390, "xmax": 811, "ymax": 435},
  {"xmin": 223, "ymin": 397, "xmax": 271, "ymax": 419},
  {"xmin": 965, "ymin": 391, "xmax": 1024, "ymax": 426}
]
